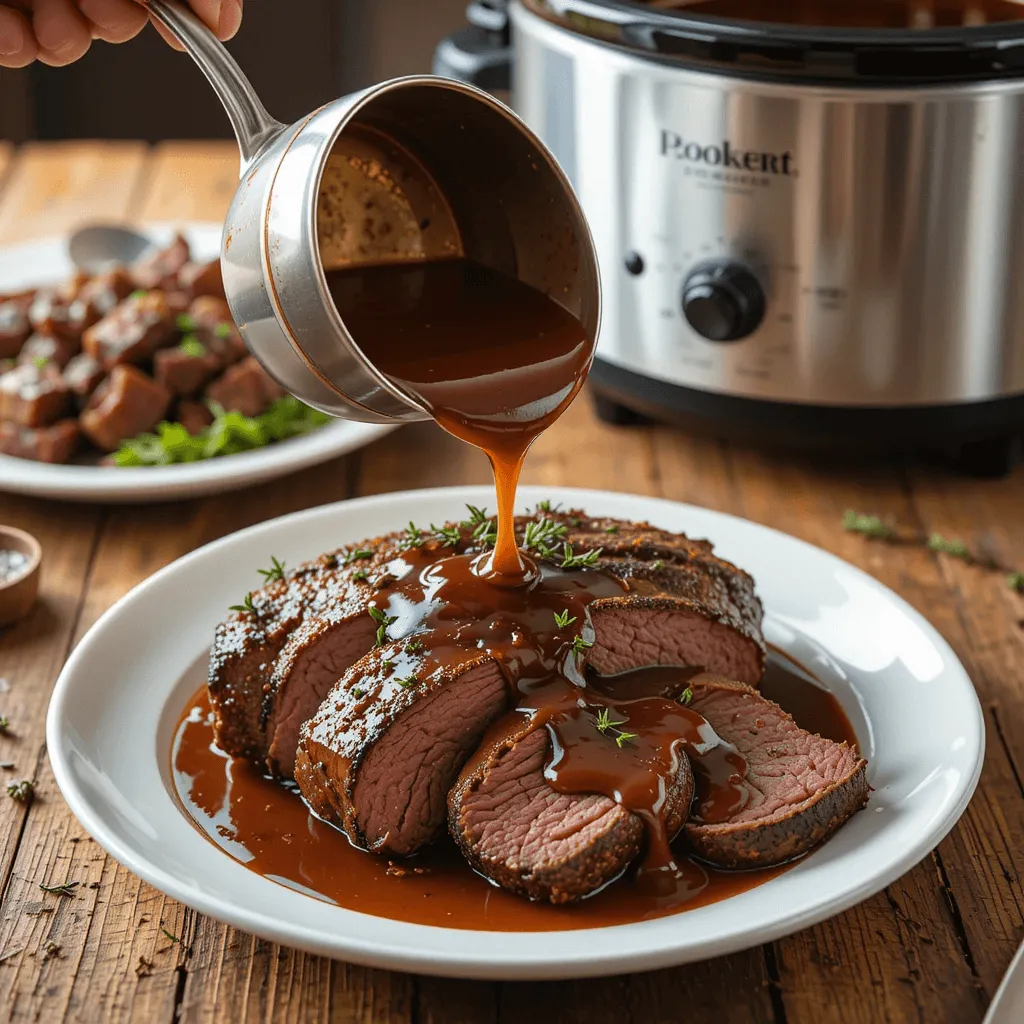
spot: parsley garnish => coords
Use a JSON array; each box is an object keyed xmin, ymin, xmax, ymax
[
  {"xmin": 351, "ymin": 569, "xmax": 369, "ymax": 583},
  {"xmin": 352, "ymin": 687, "xmax": 364, "ymax": 698},
  {"xmin": 129, "ymin": 289, "xmax": 147, "ymax": 300},
  {"xmin": 179, "ymin": 334, "xmax": 206, "ymax": 358},
  {"xmin": 380, "ymin": 659, "xmax": 394, "ymax": 672},
  {"xmin": 215, "ymin": 322, "xmax": 233, "ymax": 339},
  {"xmin": 927, "ymin": 533, "xmax": 971, "ymax": 561},
  {"xmin": 257, "ymin": 556, "xmax": 286, "ymax": 582},
  {"xmin": 176, "ymin": 312, "xmax": 197, "ymax": 333},
  {"xmin": 7, "ymin": 779, "xmax": 34, "ymax": 802},
  {"xmin": 31, "ymin": 355, "xmax": 49, "ymax": 369},
  {"xmin": 396, "ymin": 676, "xmax": 418, "ymax": 689},
  {"xmin": 404, "ymin": 640, "xmax": 424, "ymax": 654},
  {"xmin": 553, "ymin": 609, "xmax": 577, "ymax": 629},
  {"xmin": 604, "ymin": 524, "xmax": 620, "ymax": 534}
]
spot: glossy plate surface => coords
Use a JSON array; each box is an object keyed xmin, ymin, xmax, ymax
[
  {"xmin": 47, "ymin": 486, "xmax": 984, "ymax": 979},
  {"xmin": 0, "ymin": 224, "xmax": 392, "ymax": 502}
]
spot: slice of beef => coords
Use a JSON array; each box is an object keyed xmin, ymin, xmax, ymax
[
  {"xmin": 80, "ymin": 365, "xmax": 171, "ymax": 451},
  {"xmin": 178, "ymin": 259, "xmax": 225, "ymax": 299},
  {"xmin": 63, "ymin": 353, "xmax": 105, "ymax": 403},
  {"xmin": 154, "ymin": 345, "xmax": 221, "ymax": 397},
  {"xmin": 83, "ymin": 291, "xmax": 177, "ymax": 369},
  {"xmin": 262, "ymin": 538, "xmax": 459, "ymax": 777},
  {"xmin": 449, "ymin": 712, "xmax": 694, "ymax": 902},
  {"xmin": 176, "ymin": 399, "xmax": 213, "ymax": 435},
  {"xmin": 18, "ymin": 332, "xmax": 80, "ymax": 370},
  {"xmin": 208, "ymin": 536, "xmax": 409, "ymax": 761},
  {"xmin": 296, "ymin": 646, "xmax": 510, "ymax": 855},
  {"xmin": 206, "ymin": 356, "xmax": 283, "ymax": 417},
  {"xmin": 0, "ymin": 300, "xmax": 31, "ymax": 359},
  {"xmin": 0, "ymin": 362, "xmax": 71, "ymax": 427},
  {"xmin": 0, "ymin": 418, "xmax": 79, "ymax": 463},
  {"xmin": 132, "ymin": 233, "xmax": 190, "ymax": 291},
  {"xmin": 684, "ymin": 675, "xmax": 868, "ymax": 867}
]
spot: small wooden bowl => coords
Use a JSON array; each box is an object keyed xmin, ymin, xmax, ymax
[{"xmin": 0, "ymin": 525, "xmax": 42, "ymax": 627}]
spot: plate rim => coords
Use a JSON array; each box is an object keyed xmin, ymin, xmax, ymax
[
  {"xmin": 0, "ymin": 224, "xmax": 393, "ymax": 502},
  {"xmin": 46, "ymin": 485, "xmax": 986, "ymax": 978}
]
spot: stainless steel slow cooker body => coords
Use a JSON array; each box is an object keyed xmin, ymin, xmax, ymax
[{"xmin": 512, "ymin": 0, "xmax": 1024, "ymax": 413}]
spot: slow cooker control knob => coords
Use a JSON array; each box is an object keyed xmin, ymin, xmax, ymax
[{"xmin": 681, "ymin": 260, "xmax": 765, "ymax": 342}]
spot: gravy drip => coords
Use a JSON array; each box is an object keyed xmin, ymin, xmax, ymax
[
  {"xmin": 336, "ymin": 544, "xmax": 750, "ymax": 898},
  {"xmin": 327, "ymin": 257, "xmax": 750, "ymax": 898},
  {"xmin": 327, "ymin": 259, "xmax": 593, "ymax": 580},
  {"xmin": 173, "ymin": 657, "xmax": 857, "ymax": 928}
]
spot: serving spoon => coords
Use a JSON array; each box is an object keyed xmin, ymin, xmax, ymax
[{"xmin": 67, "ymin": 224, "xmax": 154, "ymax": 274}]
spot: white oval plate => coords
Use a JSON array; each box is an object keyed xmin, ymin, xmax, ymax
[
  {"xmin": 0, "ymin": 223, "xmax": 393, "ymax": 502},
  {"xmin": 47, "ymin": 486, "xmax": 984, "ymax": 979}
]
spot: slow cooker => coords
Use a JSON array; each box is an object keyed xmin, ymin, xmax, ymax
[{"xmin": 436, "ymin": 0, "xmax": 1024, "ymax": 471}]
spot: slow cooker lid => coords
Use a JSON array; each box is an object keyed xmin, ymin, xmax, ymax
[{"xmin": 521, "ymin": 0, "xmax": 1024, "ymax": 83}]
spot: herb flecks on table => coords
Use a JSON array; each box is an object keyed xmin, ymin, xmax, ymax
[
  {"xmin": 6, "ymin": 778, "xmax": 33, "ymax": 802},
  {"xmin": 843, "ymin": 509, "xmax": 1023, "ymax": 592},
  {"xmin": 38, "ymin": 881, "xmax": 78, "ymax": 898}
]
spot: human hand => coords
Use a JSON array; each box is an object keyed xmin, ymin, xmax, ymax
[{"xmin": 0, "ymin": 0, "xmax": 243, "ymax": 69}]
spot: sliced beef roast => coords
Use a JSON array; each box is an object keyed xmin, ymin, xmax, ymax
[
  {"xmin": 295, "ymin": 646, "xmax": 509, "ymax": 855},
  {"xmin": 684, "ymin": 674, "xmax": 868, "ymax": 867},
  {"xmin": 449, "ymin": 712, "xmax": 694, "ymax": 903}
]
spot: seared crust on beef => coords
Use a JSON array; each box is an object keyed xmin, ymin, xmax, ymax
[
  {"xmin": 448, "ymin": 712, "xmax": 694, "ymax": 903},
  {"xmin": 295, "ymin": 645, "xmax": 508, "ymax": 855},
  {"xmin": 210, "ymin": 508, "xmax": 765, "ymax": 775},
  {"xmin": 684, "ymin": 675, "xmax": 868, "ymax": 867}
]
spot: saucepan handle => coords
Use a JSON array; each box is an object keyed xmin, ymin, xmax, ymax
[{"xmin": 141, "ymin": 0, "xmax": 284, "ymax": 171}]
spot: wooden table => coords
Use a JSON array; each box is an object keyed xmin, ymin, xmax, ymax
[{"xmin": 0, "ymin": 140, "xmax": 1021, "ymax": 1024}]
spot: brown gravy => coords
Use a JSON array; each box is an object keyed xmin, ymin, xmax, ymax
[{"xmin": 172, "ymin": 654, "xmax": 858, "ymax": 930}]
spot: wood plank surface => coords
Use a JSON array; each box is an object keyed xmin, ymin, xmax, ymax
[{"xmin": 0, "ymin": 140, "xmax": 1021, "ymax": 1023}]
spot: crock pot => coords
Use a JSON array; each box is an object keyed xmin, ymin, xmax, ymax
[{"xmin": 436, "ymin": 0, "xmax": 1024, "ymax": 472}]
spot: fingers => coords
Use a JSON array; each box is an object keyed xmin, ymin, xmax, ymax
[
  {"xmin": 181, "ymin": 0, "xmax": 242, "ymax": 40},
  {"xmin": 33, "ymin": 0, "xmax": 92, "ymax": 65},
  {"xmin": 0, "ymin": 5, "xmax": 37, "ymax": 67},
  {"xmin": 150, "ymin": 0, "xmax": 242, "ymax": 51},
  {"xmin": 79, "ymin": 0, "xmax": 147, "ymax": 43}
]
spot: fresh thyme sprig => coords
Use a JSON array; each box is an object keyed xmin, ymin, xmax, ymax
[
  {"xmin": 604, "ymin": 524, "xmax": 620, "ymax": 535},
  {"xmin": 404, "ymin": 640, "xmax": 424, "ymax": 654},
  {"xmin": 39, "ymin": 881, "xmax": 78, "ymax": 898},
  {"xmin": 401, "ymin": 522, "xmax": 425, "ymax": 549},
  {"xmin": 433, "ymin": 523, "xmax": 462, "ymax": 547},
  {"xmin": 462, "ymin": 504, "xmax": 489, "ymax": 528},
  {"xmin": 679, "ymin": 687, "xmax": 693, "ymax": 706},
  {"xmin": 344, "ymin": 548, "xmax": 375, "ymax": 566},
  {"xmin": 553, "ymin": 609, "xmax": 577, "ymax": 629},
  {"xmin": 594, "ymin": 707, "xmax": 637, "ymax": 747},
  {"xmin": 257, "ymin": 556, "xmax": 286, "ymax": 582},
  {"xmin": 396, "ymin": 676, "xmax": 419, "ymax": 689},
  {"xmin": 368, "ymin": 606, "xmax": 397, "ymax": 646},
  {"xmin": 571, "ymin": 635, "xmax": 593, "ymax": 657},
  {"xmin": 523, "ymin": 517, "xmax": 568, "ymax": 557},
  {"xmin": 229, "ymin": 593, "xmax": 256, "ymax": 614},
  {"xmin": 161, "ymin": 927, "xmax": 180, "ymax": 944},
  {"xmin": 561, "ymin": 543, "xmax": 601, "ymax": 570},
  {"xmin": 537, "ymin": 500, "xmax": 554, "ymax": 513},
  {"xmin": 351, "ymin": 569, "xmax": 369, "ymax": 583}
]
